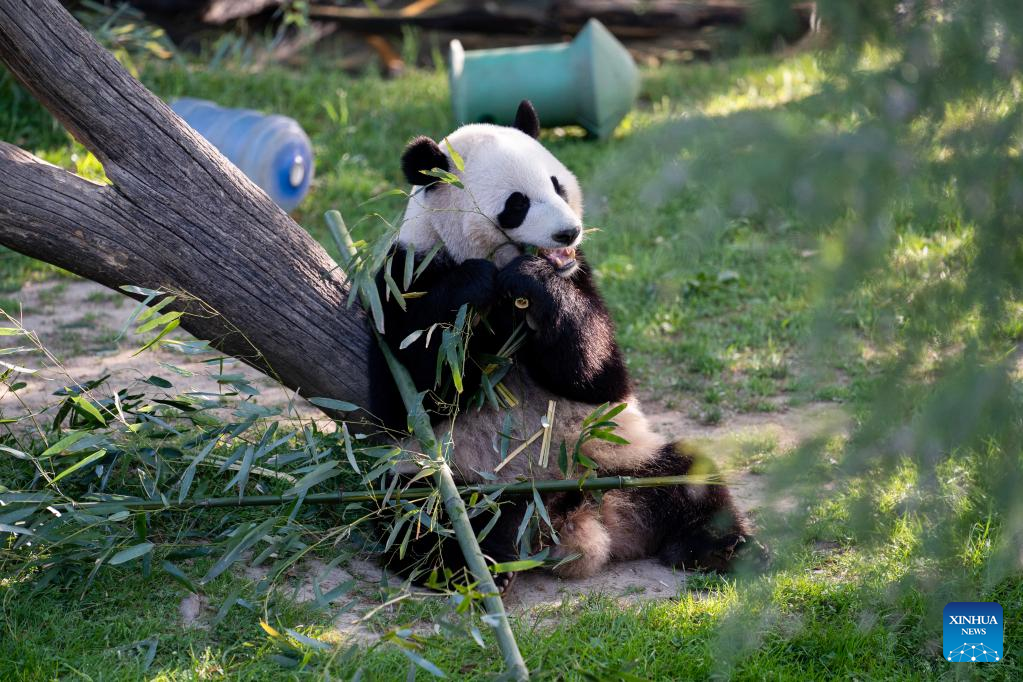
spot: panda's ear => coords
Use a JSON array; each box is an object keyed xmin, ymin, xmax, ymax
[
  {"xmin": 401, "ymin": 136, "xmax": 450, "ymax": 186},
  {"xmin": 513, "ymin": 100, "xmax": 540, "ymax": 139}
]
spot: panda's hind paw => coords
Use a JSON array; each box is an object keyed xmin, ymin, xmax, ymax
[
  {"xmin": 659, "ymin": 533, "xmax": 770, "ymax": 575},
  {"xmin": 492, "ymin": 570, "xmax": 517, "ymax": 596}
]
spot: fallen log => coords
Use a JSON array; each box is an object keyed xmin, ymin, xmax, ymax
[{"xmin": 0, "ymin": 0, "xmax": 371, "ymax": 409}]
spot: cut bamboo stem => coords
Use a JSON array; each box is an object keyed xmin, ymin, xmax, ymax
[
  {"xmin": 31, "ymin": 474, "xmax": 710, "ymax": 514},
  {"xmin": 327, "ymin": 210, "xmax": 528, "ymax": 680}
]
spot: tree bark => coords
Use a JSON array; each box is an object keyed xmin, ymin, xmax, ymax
[{"xmin": 0, "ymin": 0, "xmax": 371, "ymax": 409}]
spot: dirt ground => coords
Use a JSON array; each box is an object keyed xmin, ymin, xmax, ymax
[{"xmin": 2, "ymin": 278, "xmax": 848, "ymax": 638}]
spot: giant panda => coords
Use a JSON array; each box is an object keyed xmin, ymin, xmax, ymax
[{"xmin": 369, "ymin": 101, "xmax": 763, "ymax": 590}]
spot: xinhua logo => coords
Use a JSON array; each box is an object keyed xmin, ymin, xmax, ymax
[{"xmin": 943, "ymin": 602, "xmax": 1003, "ymax": 663}]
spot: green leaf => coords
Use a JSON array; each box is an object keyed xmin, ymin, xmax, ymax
[
  {"xmin": 283, "ymin": 462, "xmax": 340, "ymax": 498},
  {"xmin": 38, "ymin": 431, "xmax": 90, "ymax": 458},
  {"xmin": 341, "ymin": 423, "xmax": 359, "ymax": 475},
  {"xmin": 419, "ymin": 167, "xmax": 463, "ymax": 188},
  {"xmin": 383, "ymin": 266, "xmax": 406, "ymax": 311},
  {"xmin": 109, "ymin": 542, "xmax": 155, "ymax": 565},
  {"xmin": 591, "ymin": 429, "xmax": 630, "ymax": 445},
  {"xmin": 162, "ymin": 561, "xmax": 199, "ymax": 593},
  {"xmin": 413, "ymin": 242, "xmax": 444, "ymax": 280},
  {"xmin": 201, "ymin": 517, "xmax": 275, "ymax": 584},
  {"xmin": 285, "ymin": 628, "xmax": 332, "ymax": 651},
  {"xmin": 444, "ymin": 137, "xmax": 465, "ymax": 172},
  {"xmin": 399, "ymin": 648, "xmax": 447, "ymax": 678},
  {"xmin": 133, "ymin": 317, "xmax": 180, "ymax": 355},
  {"xmin": 308, "ymin": 397, "xmax": 359, "ymax": 412},
  {"xmin": 490, "ymin": 559, "xmax": 544, "ymax": 573},
  {"xmin": 364, "ymin": 280, "xmax": 386, "ymax": 334},
  {"xmin": 399, "ymin": 330, "xmax": 422, "ymax": 350},
  {"xmin": 403, "ymin": 242, "xmax": 415, "ymax": 290},
  {"xmin": 179, "ymin": 439, "xmax": 217, "ymax": 503},
  {"xmin": 72, "ymin": 396, "xmax": 106, "ymax": 425},
  {"xmin": 135, "ymin": 310, "xmax": 181, "ymax": 335},
  {"xmin": 51, "ymin": 449, "xmax": 106, "ymax": 484}
]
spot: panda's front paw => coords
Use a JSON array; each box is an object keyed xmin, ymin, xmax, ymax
[
  {"xmin": 497, "ymin": 256, "xmax": 558, "ymax": 319},
  {"xmin": 457, "ymin": 258, "xmax": 499, "ymax": 308}
]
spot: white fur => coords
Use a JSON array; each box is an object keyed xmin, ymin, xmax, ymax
[{"xmin": 400, "ymin": 124, "xmax": 584, "ymax": 268}]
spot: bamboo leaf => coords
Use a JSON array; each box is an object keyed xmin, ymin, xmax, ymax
[
  {"xmin": 490, "ymin": 559, "xmax": 544, "ymax": 573},
  {"xmin": 40, "ymin": 430, "xmax": 90, "ymax": 458},
  {"xmin": 223, "ymin": 445, "xmax": 255, "ymax": 495},
  {"xmin": 532, "ymin": 488, "xmax": 558, "ymax": 542},
  {"xmin": 308, "ymin": 397, "xmax": 359, "ymax": 412},
  {"xmin": 399, "ymin": 330, "xmax": 422, "ymax": 350},
  {"xmin": 72, "ymin": 396, "xmax": 107, "ymax": 425},
  {"xmin": 135, "ymin": 310, "xmax": 180, "ymax": 334},
  {"xmin": 516, "ymin": 502, "xmax": 535, "ymax": 543},
  {"xmin": 341, "ymin": 422, "xmax": 360, "ymax": 475},
  {"xmin": 364, "ymin": 281, "xmax": 386, "ymax": 334},
  {"xmin": 109, "ymin": 542, "xmax": 154, "ymax": 565},
  {"xmin": 400, "ymin": 648, "xmax": 447, "ymax": 678},
  {"xmin": 285, "ymin": 628, "xmax": 332, "ymax": 651},
  {"xmin": 132, "ymin": 318, "xmax": 180, "ymax": 355},
  {"xmin": 444, "ymin": 137, "xmax": 465, "ymax": 172},
  {"xmin": 51, "ymin": 449, "xmax": 106, "ymax": 484},
  {"xmin": 201, "ymin": 517, "xmax": 275, "ymax": 584},
  {"xmin": 384, "ymin": 267, "xmax": 406, "ymax": 311},
  {"xmin": 162, "ymin": 560, "xmax": 199, "ymax": 593},
  {"xmin": 283, "ymin": 462, "xmax": 340, "ymax": 498},
  {"xmin": 413, "ymin": 242, "xmax": 444, "ymax": 280},
  {"xmin": 403, "ymin": 242, "xmax": 415, "ymax": 290},
  {"xmin": 178, "ymin": 439, "xmax": 217, "ymax": 503},
  {"xmin": 0, "ymin": 360, "xmax": 37, "ymax": 374}
]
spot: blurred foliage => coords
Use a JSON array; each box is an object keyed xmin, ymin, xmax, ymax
[
  {"xmin": 592, "ymin": 0, "xmax": 1023, "ymax": 610},
  {"xmin": 72, "ymin": 2, "xmax": 177, "ymax": 75}
]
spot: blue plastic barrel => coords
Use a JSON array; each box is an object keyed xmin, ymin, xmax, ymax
[{"xmin": 170, "ymin": 98, "xmax": 314, "ymax": 211}]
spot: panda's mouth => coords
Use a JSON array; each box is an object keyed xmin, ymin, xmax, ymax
[{"xmin": 538, "ymin": 246, "xmax": 578, "ymax": 276}]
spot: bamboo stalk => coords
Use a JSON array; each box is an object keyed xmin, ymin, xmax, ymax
[
  {"xmin": 31, "ymin": 474, "xmax": 710, "ymax": 514},
  {"xmin": 327, "ymin": 210, "xmax": 528, "ymax": 680}
]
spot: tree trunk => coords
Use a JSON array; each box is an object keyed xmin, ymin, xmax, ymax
[{"xmin": 0, "ymin": 0, "xmax": 371, "ymax": 410}]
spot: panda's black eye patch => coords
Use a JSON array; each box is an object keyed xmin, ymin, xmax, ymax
[
  {"xmin": 551, "ymin": 176, "xmax": 566, "ymax": 199},
  {"xmin": 497, "ymin": 192, "xmax": 530, "ymax": 230}
]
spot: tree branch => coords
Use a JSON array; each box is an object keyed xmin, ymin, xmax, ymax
[{"xmin": 0, "ymin": 0, "xmax": 372, "ymax": 410}]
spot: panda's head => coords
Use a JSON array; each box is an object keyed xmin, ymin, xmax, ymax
[{"xmin": 399, "ymin": 100, "xmax": 584, "ymax": 277}]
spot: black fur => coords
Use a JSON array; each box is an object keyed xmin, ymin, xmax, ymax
[
  {"xmin": 497, "ymin": 192, "xmax": 530, "ymax": 230},
  {"xmin": 369, "ymin": 250, "xmax": 500, "ymax": 430},
  {"xmin": 497, "ymin": 254, "xmax": 631, "ymax": 404},
  {"xmin": 401, "ymin": 136, "xmax": 450, "ymax": 187},
  {"xmin": 625, "ymin": 443, "xmax": 765, "ymax": 572},
  {"xmin": 551, "ymin": 175, "xmax": 566, "ymax": 199},
  {"xmin": 369, "ymin": 248, "xmax": 630, "ymax": 431},
  {"xmin": 512, "ymin": 99, "xmax": 541, "ymax": 139}
]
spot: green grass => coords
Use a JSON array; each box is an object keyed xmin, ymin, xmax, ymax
[{"xmin": 2, "ymin": 38, "xmax": 1021, "ymax": 682}]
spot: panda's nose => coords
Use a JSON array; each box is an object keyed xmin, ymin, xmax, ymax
[{"xmin": 552, "ymin": 227, "xmax": 580, "ymax": 245}]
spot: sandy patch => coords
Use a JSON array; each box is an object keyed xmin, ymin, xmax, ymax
[{"xmin": 0, "ymin": 279, "xmax": 326, "ymax": 425}]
